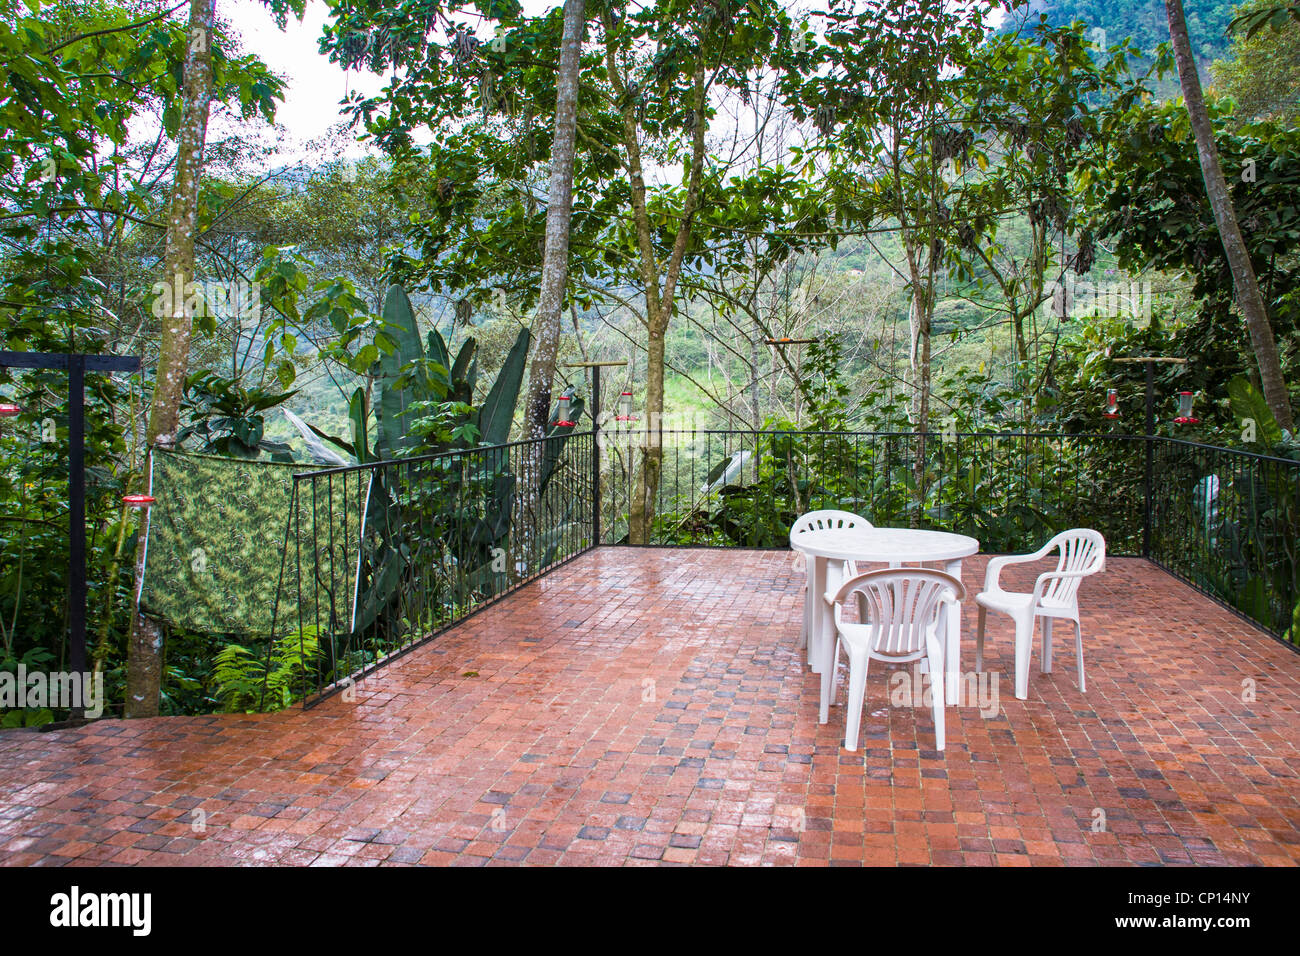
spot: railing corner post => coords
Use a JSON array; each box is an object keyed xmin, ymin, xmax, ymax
[
  {"xmin": 1143, "ymin": 360, "xmax": 1155, "ymax": 559},
  {"xmin": 592, "ymin": 363, "xmax": 601, "ymax": 547}
]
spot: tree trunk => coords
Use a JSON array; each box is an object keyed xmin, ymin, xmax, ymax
[
  {"xmin": 517, "ymin": 0, "xmax": 585, "ymax": 555},
  {"xmin": 629, "ymin": 317, "xmax": 666, "ymax": 543},
  {"xmin": 126, "ymin": 0, "xmax": 216, "ymax": 717},
  {"xmin": 523, "ymin": 0, "xmax": 586, "ymax": 441},
  {"xmin": 1166, "ymin": 0, "xmax": 1294, "ymax": 430},
  {"xmin": 606, "ymin": 16, "xmax": 708, "ymax": 543},
  {"xmin": 905, "ymin": 248, "xmax": 932, "ymax": 529}
]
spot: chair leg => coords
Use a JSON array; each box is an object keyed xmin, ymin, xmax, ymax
[
  {"xmin": 800, "ymin": 575, "xmax": 811, "ymax": 656},
  {"xmin": 842, "ymin": 646, "xmax": 870, "ymax": 751},
  {"xmin": 975, "ymin": 605, "xmax": 987, "ymax": 672},
  {"xmin": 1074, "ymin": 618, "xmax": 1086, "ymax": 693},
  {"xmin": 1014, "ymin": 613, "xmax": 1033, "ymax": 701},
  {"xmin": 927, "ymin": 639, "xmax": 946, "ymax": 751},
  {"xmin": 1041, "ymin": 617, "xmax": 1053, "ymax": 673}
]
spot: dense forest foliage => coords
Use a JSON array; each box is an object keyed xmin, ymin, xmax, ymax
[{"xmin": 1016, "ymin": 0, "xmax": 1240, "ymax": 60}]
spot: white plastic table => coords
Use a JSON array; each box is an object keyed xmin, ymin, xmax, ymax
[{"xmin": 789, "ymin": 526, "xmax": 979, "ymax": 724}]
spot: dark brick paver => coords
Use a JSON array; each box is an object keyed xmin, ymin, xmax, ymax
[{"xmin": 0, "ymin": 548, "xmax": 1297, "ymax": 866}]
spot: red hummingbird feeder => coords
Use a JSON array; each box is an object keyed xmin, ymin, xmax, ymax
[
  {"xmin": 0, "ymin": 402, "xmax": 20, "ymax": 418},
  {"xmin": 615, "ymin": 390, "xmax": 638, "ymax": 423},
  {"xmin": 1103, "ymin": 388, "xmax": 1119, "ymax": 419},
  {"xmin": 122, "ymin": 494, "xmax": 155, "ymax": 508},
  {"xmin": 1173, "ymin": 391, "xmax": 1200, "ymax": 425},
  {"xmin": 554, "ymin": 395, "xmax": 576, "ymax": 428}
]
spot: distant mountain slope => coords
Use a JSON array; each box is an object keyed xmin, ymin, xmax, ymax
[{"xmin": 1008, "ymin": 0, "xmax": 1240, "ymax": 64}]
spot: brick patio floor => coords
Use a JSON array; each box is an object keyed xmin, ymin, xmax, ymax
[{"xmin": 1, "ymin": 548, "xmax": 1298, "ymax": 867}]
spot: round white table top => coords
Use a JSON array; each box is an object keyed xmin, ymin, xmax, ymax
[{"xmin": 789, "ymin": 525, "xmax": 980, "ymax": 563}]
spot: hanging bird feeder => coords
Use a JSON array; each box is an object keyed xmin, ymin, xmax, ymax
[
  {"xmin": 1173, "ymin": 391, "xmax": 1200, "ymax": 425},
  {"xmin": 122, "ymin": 493, "xmax": 155, "ymax": 508},
  {"xmin": 554, "ymin": 395, "xmax": 577, "ymax": 428},
  {"xmin": 1103, "ymin": 388, "xmax": 1119, "ymax": 419},
  {"xmin": 615, "ymin": 390, "xmax": 638, "ymax": 423},
  {"xmin": 0, "ymin": 402, "xmax": 20, "ymax": 418}
]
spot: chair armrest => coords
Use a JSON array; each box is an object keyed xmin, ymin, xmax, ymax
[
  {"xmin": 984, "ymin": 554, "xmax": 1030, "ymax": 591},
  {"xmin": 984, "ymin": 540, "xmax": 1061, "ymax": 592}
]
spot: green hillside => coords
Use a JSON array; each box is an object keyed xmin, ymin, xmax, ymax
[{"xmin": 1012, "ymin": 0, "xmax": 1241, "ymax": 63}]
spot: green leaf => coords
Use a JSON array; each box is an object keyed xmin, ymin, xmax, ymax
[
  {"xmin": 474, "ymin": 325, "xmax": 530, "ymax": 447},
  {"xmin": 275, "ymin": 359, "xmax": 296, "ymax": 388},
  {"xmin": 1227, "ymin": 375, "xmax": 1283, "ymax": 450},
  {"xmin": 375, "ymin": 283, "xmax": 425, "ymax": 457},
  {"xmin": 349, "ymin": 387, "xmax": 371, "ymax": 463},
  {"xmin": 451, "ymin": 337, "xmax": 476, "ymax": 388}
]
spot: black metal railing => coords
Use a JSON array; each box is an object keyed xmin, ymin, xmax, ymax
[
  {"xmin": 274, "ymin": 431, "xmax": 595, "ymax": 705},
  {"xmin": 278, "ymin": 425, "xmax": 1298, "ymax": 707},
  {"xmin": 600, "ymin": 429, "xmax": 1146, "ymax": 553},
  {"xmin": 1147, "ymin": 437, "xmax": 1300, "ymax": 639},
  {"xmin": 599, "ymin": 428, "xmax": 1299, "ymax": 647}
]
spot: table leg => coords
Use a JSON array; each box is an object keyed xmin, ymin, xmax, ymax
[
  {"xmin": 799, "ymin": 552, "xmax": 811, "ymax": 662},
  {"xmin": 809, "ymin": 556, "xmax": 826, "ymax": 674},
  {"xmin": 818, "ymin": 559, "xmax": 845, "ymax": 724},
  {"xmin": 944, "ymin": 558, "xmax": 964, "ymax": 703}
]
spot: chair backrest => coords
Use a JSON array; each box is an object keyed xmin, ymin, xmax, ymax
[
  {"xmin": 1040, "ymin": 528, "xmax": 1106, "ymax": 606},
  {"xmin": 790, "ymin": 510, "xmax": 870, "ymax": 539},
  {"xmin": 831, "ymin": 568, "xmax": 966, "ymax": 657}
]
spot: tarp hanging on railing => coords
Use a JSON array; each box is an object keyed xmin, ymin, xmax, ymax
[{"xmin": 137, "ymin": 449, "xmax": 363, "ymax": 637}]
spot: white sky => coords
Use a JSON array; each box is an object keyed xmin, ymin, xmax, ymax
[
  {"xmin": 227, "ymin": 0, "xmax": 559, "ymax": 162},
  {"xmin": 225, "ymin": 0, "xmax": 383, "ymax": 161}
]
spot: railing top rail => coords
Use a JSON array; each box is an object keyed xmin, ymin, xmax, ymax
[
  {"xmin": 615, "ymin": 428, "xmax": 1146, "ymax": 440},
  {"xmin": 286, "ymin": 427, "xmax": 1300, "ymax": 482},
  {"xmin": 1145, "ymin": 434, "xmax": 1300, "ymax": 467},
  {"xmin": 291, "ymin": 429, "xmax": 596, "ymax": 481},
  {"xmin": 608, "ymin": 428, "xmax": 1300, "ymax": 467}
]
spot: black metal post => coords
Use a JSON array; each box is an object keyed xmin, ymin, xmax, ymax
[
  {"xmin": 592, "ymin": 363, "xmax": 601, "ymax": 546},
  {"xmin": 0, "ymin": 351, "xmax": 140, "ymax": 717},
  {"xmin": 68, "ymin": 354, "xmax": 86, "ymax": 682},
  {"xmin": 565, "ymin": 360, "xmax": 625, "ymax": 548},
  {"xmin": 1143, "ymin": 360, "xmax": 1155, "ymax": 558}
]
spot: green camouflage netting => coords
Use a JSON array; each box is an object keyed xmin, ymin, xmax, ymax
[{"xmin": 138, "ymin": 450, "xmax": 364, "ymax": 637}]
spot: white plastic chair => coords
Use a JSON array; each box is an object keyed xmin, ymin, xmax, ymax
[
  {"xmin": 828, "ymin": 567, "xmax": 966, "ymax": 751},
  {"xmin": 790, "ymin": 510, "xmax": 871, "ymax": 668},
  {"xmin": 975, "ymin": 529, "xmax": 1106, "ymax": 701}
]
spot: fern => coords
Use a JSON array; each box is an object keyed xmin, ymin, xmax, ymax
[{"xmin": 212, "ymin": 627, "xmax": 320, "ymax": 713}]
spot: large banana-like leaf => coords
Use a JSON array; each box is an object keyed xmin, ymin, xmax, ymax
[
  {"xmin": 702, "ymin": 449, "xmax": 751, "ymax": 492},
  {"xmin": 1227, "ymin": 375, "xmax": 1283, "ymax": 450},
  {"xmin": 539, "ymin": 486, "xmax": 589, "ymax": 565},
  {"xmin": 450, "ymin": 338, "xmax": 477, "ymax": 404},
  {"xmin": 349, "ymin": 388, "xmax": 371, "ymax": 464},
  {"xmin": 282, "ymin": 408, "xmax": 351, "ymax": 466},
  {"xmin": 469, "ymin": 471, "xmax": 516, "ymax": 550},
  {"xmin": 426, "ymin": 328, "xmax": 450, "ymax": 381},
  {"xmin": 475, "ymin": 325, "xmax": 530, "ymax": 446},
  {"xmin": 348, "ymin": 544, "xmax": 405, "ymax": 638},
  {"xmin": 347, "ymin": 471, "xmax": 406, "ymax": 637},
  {"xmin": 376, "ymin": 284, "xmax": 425, "ymax": 458}
]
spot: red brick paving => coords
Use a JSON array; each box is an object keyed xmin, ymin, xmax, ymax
[{"xmin": 0, "ymin": 548, "xmax": 1297, "ymax": 866}]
